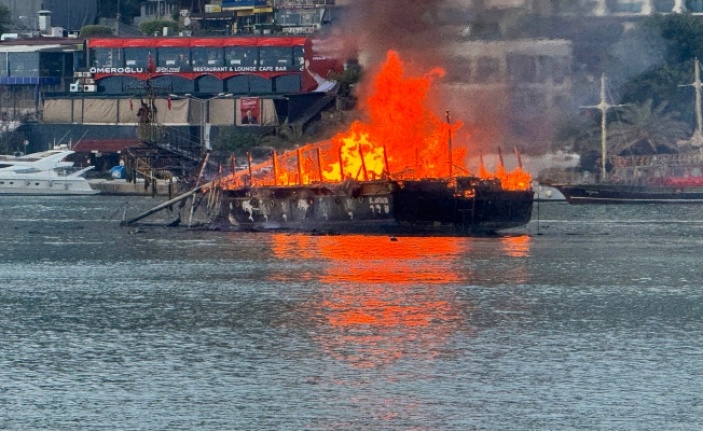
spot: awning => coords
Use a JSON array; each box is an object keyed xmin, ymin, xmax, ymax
[{"xmin": 72, "ymin": 139, "xmax": 142, "ymax": 154}]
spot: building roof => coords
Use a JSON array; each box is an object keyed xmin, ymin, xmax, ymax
[{"xmin": 0, "ymin": 37, "xmax": 83, "ymax": 52}]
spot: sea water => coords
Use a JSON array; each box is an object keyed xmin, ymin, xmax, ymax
[{"xmin": 1, "ymin": 196, "xmax": 702, "ymax": 430}]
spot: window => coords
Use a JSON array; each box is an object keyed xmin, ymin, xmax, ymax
[
  {"xmin": 259, "ymin": 47, "xmax": 293, "ymax": 69},
  {"xmin": 192, "ymin": 48, "xmax": 224, "ymax": 68},
  {"xmin": 0, "ymin": 53, "xmax": 7, "ymax": 77},
  {"xmin": 475, "ymin": 56, "xmax": 501, "ymax": 83},
  {"xmin": 608, "ymin": 0, "xmax": 643, "ymax": 12},
  {"xmin": 300, "ymin": 9, "xmax": 324, "ymax": 26},
  {"xmin": 513, "ymin": 90, "xmax": 546, "ymax": 117},
  {"xmin": 554, "ymin": 0, "xmax": 603, "ymax": 14},
  {"xmin": 507, "ymin": 54, "xmax": 537, "ymax": 83},
  {"xmin": 652, "ymin": 0, "xmax": 676, "ymax": 11},
  {"xmin": 9, "ymin": 52, "xmax": 39, "ymax": 77},
  {"xmin": 277, "ymin": 12, "xmax": 301, "ymax": 26},
  {"xmin": 91, "ymin": 48, "xmax": 122, "ymax": 68},
  {"xmin": 157, "ymin": 47, "xmax": 190, "ymax": 70},
  {"xmin": 551, "ymin": 57, "xmax": 569, "ymax": 85},
  {"xmin": 444, "ymin": 57, "xmax": 472, "ymax": 84},
  {"xmin": 224, "ymin": 47, "xmax": 258, "ymax": 68},
  {"xmin": 124, "ymin": 48, "xmax": 151, "ymax": 69},
  {"xmin": 535, "ymin": 55, "xmax": 569, "ymax": 84},
  {"xmin": 40, "ymin": 53, "xmax": 68, "ymax": 77}
]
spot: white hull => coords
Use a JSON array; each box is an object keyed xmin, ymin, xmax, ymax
[
  {"xmin": 0, "ymin": 148, "xmax": 98, "ymax": 195},
  {"xmin": 533, "ymin": 183, "xmax": 566, "ymax": 201},
  {"xmin": 0, "ymin": 176, "xmax": 99, "ymax": 195}
]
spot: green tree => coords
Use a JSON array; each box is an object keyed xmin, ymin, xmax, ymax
[
  {"xmin": 555, "ymin": 112, "xmax": 602, "ymax": 156},
  {"xmin": 560, "ymin": 14, "xmax": 703, "ymax": 163},
  {"xmin": 139, "ymin": 20, "xmax": 180, "ymax": 35},
  {"xmin": 79, "ymin": 25, "xmax": 114, "ymax": 38},
  {"xmin": 0, "ymin": 4, "xmax": 12, "ymax": 35},
  {"xmin": 606, "ymin": 100, "xmax": 690, "ymax": 155},
  {"xmin": 555, "ymin": 99, "xmax": 690, "ymax": 172},
  {"xmin": 619, "ymin": 15, "xmax": 703, "ymax": 125},
  {"xmin": 329, "ymin": 67, "xmax": 361, "ymax": 98},
  {"xmin": 642, "ymin": 13, "xmax": 703, "ymax": 64}
]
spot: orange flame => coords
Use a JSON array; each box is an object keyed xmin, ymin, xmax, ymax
[
  {"xmin": 494, "ymin": 163, "xmax": 532, "ymax": 191},
  {"xmin": 223, "ymin": 50, "xmax": 531, "ymax": 191}
]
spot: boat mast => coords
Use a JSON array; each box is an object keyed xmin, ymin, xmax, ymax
[
  {"xmin": 689, "ymin": 59, "xmax": 703, "ymax": 146},
  {"xmin": 597, "ymin": 74, "xmax": 609, "ymax": 180},
  {"xmin": 695, "ymin": 59, "xmax": 702, "ymax": 140},
  {"xmin": 446, "ymin": 111, "xmax": 453, "ymax": 178},
  {"xmin": 582, "ymin": 74, "xmax": 620, "ymax": 180}
]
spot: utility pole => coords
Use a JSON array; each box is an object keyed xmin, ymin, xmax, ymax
[
  {"xmin": 116, "ymin": 0, "xmax": 121, "ymax": 35},
  {"xmin": 272, "ymin": 0, "xmax": 276, "ymax": 34}
]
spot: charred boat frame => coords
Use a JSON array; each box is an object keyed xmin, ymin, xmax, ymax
[{"xmin": 213, "ymin": 176, "xmax": 533, "ymax": 236}]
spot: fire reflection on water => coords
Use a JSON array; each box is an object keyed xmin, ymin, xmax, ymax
[
  {"xmin": 499, "ymin": 235, "xmax": 531, "ymax": 258},
  {"xmin": 270, "ymin": 234, "xmax": 486, "ymax": 368}
]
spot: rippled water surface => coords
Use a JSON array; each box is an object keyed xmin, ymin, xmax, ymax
[{"xmin": 2, "ymin": 196, "xmax": 703, "ymax": 430}]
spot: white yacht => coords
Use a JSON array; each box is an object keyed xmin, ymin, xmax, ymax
[{"xmin": 0, "ymin": 147, "xmax": 98, "ymax": 195}]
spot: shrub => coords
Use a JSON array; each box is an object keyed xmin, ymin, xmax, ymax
[
  {"xmin": 79, "ymin": 25, "xmax": 114, "ymax": 38},
  {"xmin": 139, "ymin": 20, "xmax": 179, "ymax": 36}
]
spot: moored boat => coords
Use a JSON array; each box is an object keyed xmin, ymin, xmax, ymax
[
  {"xmin": 555, "ymin": 181, "xmax": 703, "ymax": 204},
  {"xmin": 554, "ymin": 60, "xmax": 703, "ymax": 204},
  {"xmin": 0, "ymin": 147, "xmax": 98, "ymax": 195}
]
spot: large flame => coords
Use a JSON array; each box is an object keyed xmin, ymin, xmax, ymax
[
  {"xmin": 223, "ymin": 50, "xmax": 531, "ymax": 191},
  {"xmin": 324, "ymin": 51, "xmax": 460, "ymax": 181}
]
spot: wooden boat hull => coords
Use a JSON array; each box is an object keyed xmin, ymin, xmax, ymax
[{"xmin": 213, "ymin": 177, "xmax": 533, "ymax": 236}]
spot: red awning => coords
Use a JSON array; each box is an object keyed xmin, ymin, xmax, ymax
[
  {"xmin": 257, "ymin": 37, "xmax": 306, "ymax": 47},
  {"xmin": 72, "ymin": 139, "xmax": 142, "ymax": 154}
]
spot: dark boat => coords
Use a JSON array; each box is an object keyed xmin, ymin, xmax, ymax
[
  {"xmin": 553, "ymin": 60, "xmax": 703, "ymax": 204},
  {"xmin": 554, "ymin": 135, "xmax": 703, "ymax": 204},
  {"xmin": 211, "ymin": 177, "xmax": 533, "ymax": 236},
  {"xmin": 555, "ymin": 181, "xmax": 703, "ymax": 204},
  {"xmin": 555, "ymin": 147, "xmax": 703, "ymax": 204}
]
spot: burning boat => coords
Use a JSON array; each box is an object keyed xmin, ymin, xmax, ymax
[
  {"xmin": 212, "ymin": 175, "xmax": 532, "ymax": 236},
  {"xmin": 125, "ymin": 51, "xmax": 533, "ymax": 235},
  {"xmin": 209, "ymin": 51, "xmax": 532, "ymax": 235}
]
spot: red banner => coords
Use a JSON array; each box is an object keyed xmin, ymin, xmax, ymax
[{"xmin": 241, "ymin": 97, "xmax": 260, "ymax": 125}]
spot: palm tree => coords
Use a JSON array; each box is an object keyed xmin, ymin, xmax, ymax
[{"xmin": 606, "ymin": 99, "xmax": 690, "ymax": 156}]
